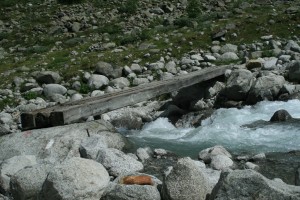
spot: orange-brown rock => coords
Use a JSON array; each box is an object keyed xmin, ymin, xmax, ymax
[{"xmin": 120, "ymin": 175, "xmax": 153, "ymax": 185}]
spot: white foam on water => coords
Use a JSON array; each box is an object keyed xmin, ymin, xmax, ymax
[{"xmin": 127, "ymin": 100, "xmax": 300, "ymax": 154}]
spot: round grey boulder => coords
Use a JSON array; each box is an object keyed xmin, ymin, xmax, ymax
[
  {"xmin": 199, "ymin": 145, "xmax": 232, "ymax": 164},
  {"xmin": 95, "ymin": 61, "xmax": 122, "ymax": 79},
  {"xmin": 270, "ymin": 109, "xmax": 293, "ymax": 122},
  {"xmin": 162, "ymin": 157, "xmax": 210, "ymax": 200},
  {"xmin": 218, "ymin": 52, "xmax": 239, "ymax": 61},
  {"xmin": 88, "ymin": 74, "xmax": 109, "ymax": 89},
  {"xmin": 224, "ymin": 69, "xmax": 253, "ymax": 101},
  {"xmin": 43, "ymin": 84, "xmax": 67, "ymax": 98},
  {"xmin": 210, "ymin": 155, "xmax": 234, "ymax": 170},
  {"xmin": 96, "ymin": 148, "xmax": 144, "ymax": 177},
  {"xmin": 39, "ymin": 157, "xmax": 109, "ymax": 200}
]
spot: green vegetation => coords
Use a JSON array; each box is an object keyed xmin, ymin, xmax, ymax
[
  {"xmin": 0, "ymin": 98, "xmax": 18, "ymax": 110},
  {"xmin": 0, "ymin": 0, "xmax": 298, "ymax": 110},
  {"xmin": 187, "ymin": 0, "xmax": 202, "ymax": 18},
  {"xmin": 118, "ymin": 0, "xmax": 138, "ymax": 15},
  {"xmin": 22, "ymin": 91, "xmax": 41, "ymax": 100}
]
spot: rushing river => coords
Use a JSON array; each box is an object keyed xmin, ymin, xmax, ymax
[{"xmin": 125, "ymin": 100, "xmax": 300, "ymax": 158}]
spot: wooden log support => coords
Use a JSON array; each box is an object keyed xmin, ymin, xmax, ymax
[{"xmin": 21, "ymin": 65, "xmax": 233, "ymax": 130}]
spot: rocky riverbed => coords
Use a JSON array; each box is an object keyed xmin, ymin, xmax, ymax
[{"xmin": 0, "ymin": 0, "xmax": 300, "ymax": 199}]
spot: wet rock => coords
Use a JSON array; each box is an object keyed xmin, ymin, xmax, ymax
[
  {"xmin": 247, "ymin": 75, "xmax": 285, "ymax": 104},
  {"xmin": 245, "ymin": 162, "xmax": 259, "ymax": 170},
  {"xmin": 224, "ymin": 69, "xmax": 254, "ymax": 101},
  {"xmin": 251, "ymin": 153, "xmax": 266, "ymax": 161},
  {"xmin": 288, "ymin": 61, "xmax": 300, "ymax": 83},
  {"xmin": 95, "ymin": 61, "xmax": 122, "ymax": 79},
  {"xmin": 101, "ymin": 183, "xmax": 161, "ymax": 200},
  {"xmin": 10, "ymin": 164, "xmax": 50, "ymax": 200},
  {"xmin": 35, "ymin": 71, "xmax": 61, "ymax": 84},
  {"xmin": 199, "ymin": 145, "xmax": 232, "ymax": 164},
  {"xmin": 40, "ymin": 157, "xmax": 109, "ymax": 200},
  {"xmin": 0, "ymin": 155, "xmax": 37, "ymax": 194},
  {"xmin": 110, "ymin": 111, "xmax": 143, "ymax": 130},
  {"xmin": 270, "ymin": 109, "xmax": 293, "ymax": 122},
  {"xmin": 96, "ymin": 148, "xmax": 143, "ymax": 177},
  {"xmin": 43, "ymin": 84, "xmax": 67, "ymax": 98},
  {"xmin": 88, "ymin": 74, "xmax": 109, "ymax": 89},
  {"xmin": 213, "ymin": 169, "xmax": 300, "ymax": 200},
  {"xmin": 162, "ymin": 157, "xmax": 210, "ymax": 200}
]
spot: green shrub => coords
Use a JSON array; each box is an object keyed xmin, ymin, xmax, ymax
[
  {"xmin": 22, "ymin": 92, "xmax": 41, "ymax": 100},
  {"xmin": 79, "ymin": 83, "xmax": 91, "ymax": 94},
  {"xmin": 187, "ymin": 0, "xmax": 202, "ymax": 18},
  {"xmin": 118, "ymin": 0, "xmax": 138, "ymax": 15},
  {"xmin": 174, "ymin": 17, "xmax": 194, "ymax": 28}
]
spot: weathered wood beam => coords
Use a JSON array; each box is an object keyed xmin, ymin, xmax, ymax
[{"xmin": 21, "ymin": 65, "xmax": 232, "ymax": 130}]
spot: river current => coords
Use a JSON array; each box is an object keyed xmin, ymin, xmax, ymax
[{"xmin": 125, "ymin": 100, "xmax": 300, "ymax": 158}]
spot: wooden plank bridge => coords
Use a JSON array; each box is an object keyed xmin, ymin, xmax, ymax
[{"xmin": 21, "ymin": 65, "xmax": 233, "ymax": 130}]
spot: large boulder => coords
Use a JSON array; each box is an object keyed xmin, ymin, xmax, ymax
[
  {"xmin": 213, "ymin": 169, "xmax": 300, "ymax": 200},
  {"xmin": 35, "ymin": 71, "xmax": 61, "ymax": 85},
  {"xmin": 96, "ymin": 148, "xmax": 144, "ymax": 177},
  {"xmin": 88, "ymin": 74, "xmax": 109, "ymax": 89},
  {"xmin": 39, "ymin": 157, "xmax": 109, "ymax": 200},
  {"xmin": 0, "ymin": 155, "xmax": 37, "ymax": 194},
  {"xmin": 101, "ymin": 183, "xmax": 161, "ymax": 200},
  {"xmin": 95, "ymin": 61, "xmax": 122, "ymax": 79},
  {"xmin": 10, "ymin": 164, "xmax": 50, "ymax": 200},
  {"xmin": 270, "ymin": 109, "xmax": 293, "ymax": 122},
  {"xmin": 247, "ymin": 75, "xmax": 285, "ymax": 104},
  {"xmin": 43, "ymin": 84, "xmax": 67, "ymax": 98},
  {"xmin": 288, "ymin": 61, "xmax": 300, "ymax": 83},
  {"xmin": 224, "ymin": 69, "xmax": 254, "ymax": 101},
  {"xmin": 162, "ymin": 157, "xmax": 210, "ymax": 200},
  {"xmin": 0, "ymin": 120, "xmax": 127, "ymax": 163}
]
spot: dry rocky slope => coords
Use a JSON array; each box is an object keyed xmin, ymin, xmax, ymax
[{"xmin": 0, "ymin": 0, "xmax": 300, "ymax": 199}]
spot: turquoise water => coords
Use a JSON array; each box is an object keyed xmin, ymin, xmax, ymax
[{"xmin": 125, "ymin": 100, "xmax": 300, "ymax": 157}]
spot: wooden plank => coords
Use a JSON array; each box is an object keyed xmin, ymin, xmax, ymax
[{"xmin": 21, "ymin": 65, "xmax": 232, "ymax": 130}]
